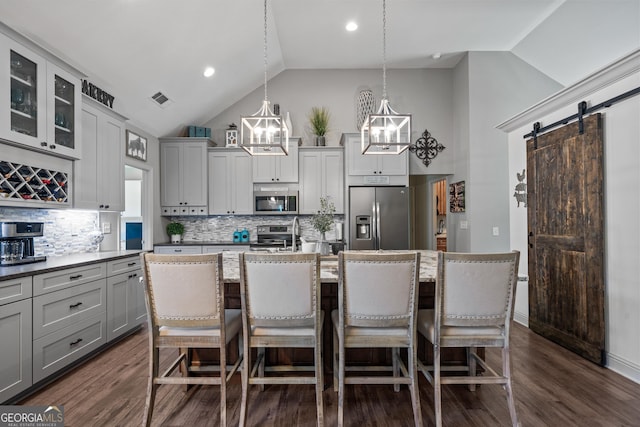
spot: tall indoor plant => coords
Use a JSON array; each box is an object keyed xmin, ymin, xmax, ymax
[{"xmin": 308, "ymin": 106, "xmax": 330, "ymax": 146}]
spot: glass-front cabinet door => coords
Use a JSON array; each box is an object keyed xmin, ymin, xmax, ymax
[{"xmin": 0, "ymin": 33, "xmax": 81, "ymax": 159}]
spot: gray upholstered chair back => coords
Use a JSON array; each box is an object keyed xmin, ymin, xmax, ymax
[
  {"xmin": 437, "ymin": 251, "xmax": 520, "ymax": 328},
  {"xmin": 339, "ymin": 251, "xmax": 420, "ymax": 328},
  {"xmin": 141, "ymin": 253, "xmax": 223, "ymax": 329}
]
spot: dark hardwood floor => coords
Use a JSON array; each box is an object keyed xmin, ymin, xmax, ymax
[{"xmin": 20, "ymin": 322, "xmax": 640, "ymax": 426}]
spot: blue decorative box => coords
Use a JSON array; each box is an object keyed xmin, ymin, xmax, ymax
[{"xmin": 187, "ymin": 126, "xmax": 211, "ymax": 138}]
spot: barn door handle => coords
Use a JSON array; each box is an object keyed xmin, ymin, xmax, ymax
[{"xmin": 528, "ymin": 232, "xmax": 534, "ymax": 248}]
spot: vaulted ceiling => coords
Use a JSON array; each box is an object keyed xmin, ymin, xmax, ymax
[{"xmin": 1, "ymin": 0, "xmax": 637, "ymax": 137}]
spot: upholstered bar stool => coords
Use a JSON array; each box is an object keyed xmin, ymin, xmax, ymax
[
  {"xmin": 332, "ymin": 251, "xmax": 422, "ymax": 427},
  {"xmin": 417, "ymin": 251, "xmax": 520, "ymax": 427},
  {"xmin": 238, "ymin": 252, "xmax": 324, "ymax": 427},
  {"xmin": 140, "ymin": 253, "xmax": 243, "ymax": 427}
]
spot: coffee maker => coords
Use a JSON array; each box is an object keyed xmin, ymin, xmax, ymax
[{"xmin": 0, "ymin": 221, "xmax": 47, "ymax": 266}]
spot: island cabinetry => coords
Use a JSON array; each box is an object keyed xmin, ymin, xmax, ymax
[
  {"xmin": 0, "ymin": 277, "xmax": 33, "ymax": 403},
  {"xmin": 74, "ymin": 99, "xmax": 126, "ymax": 211},
  {"xmin": 208, "ymin": 149, "xmax": 253, "ymax": 215},
  {"xmin": 160, "ymin": 138, "xmax": 212, "ymax": 216},
  {"xmin": 299, "ymin": 147, "xmax": 344, "ymax": 214},
  {"xmin": 0, "ymin": 30, "xmax": 82, "ymax": 159},
  {"xmin": 32, "ymin": 264, "xmax": 108, "ymax": 384},
  {"xmin": 252, "ymin": 139, "xmax": 299, "ymax": 183},
  {"xmin": 154, "ymin": 245, "xmax": 202, "ymax": 255},
  {"xmin": 343, "ymin": 134, "xmax": 408, "ymax": 186},
  {"xmin": 106, "ymin": 255, "xmax": 145, "ymax": 341}
]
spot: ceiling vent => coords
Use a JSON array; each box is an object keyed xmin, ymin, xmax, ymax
[{"xmin": 150, "ymin": 91, "xmax": 173, "ymax": 108}]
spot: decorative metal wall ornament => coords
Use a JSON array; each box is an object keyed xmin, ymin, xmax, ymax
[
  {"xmin": 513, "ymin": 169, "xmax": 527, "ymax": 207},
  {"xmin": 408, "ymin": 129, "xmax": 445, "ymax": 167},
  {"xmin": 356, "ymin": 89, "xmax": 375, "ymax": 130}
]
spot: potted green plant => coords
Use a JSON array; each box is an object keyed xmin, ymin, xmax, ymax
[
  {"xmin": 166, "ymin": 221, "xmax": 185, "ymax": 244},
  {"xmin": 308, "ymin": 106, "xmax": 330, "ymax": 146},
  {"xmin": 312, "ymin": 196, "xmax": 335, "ymax": 255}
]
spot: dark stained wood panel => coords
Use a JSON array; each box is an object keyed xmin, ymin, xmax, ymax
[{"xmin": 527, "ymin": 113, "xmax": 605, "ymax": 365}]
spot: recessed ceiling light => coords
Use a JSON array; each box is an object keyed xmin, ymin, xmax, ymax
[
  {"xmin": 346, "ymin": 21, "xmax": 358, "ymax": 32},
  {"xmin": 203, "ymin": 66, "xmax": 215, "ymax": 77},
  {"xmin": 432, "ymin": 53, "xmax": 442, "ymax": 60}
]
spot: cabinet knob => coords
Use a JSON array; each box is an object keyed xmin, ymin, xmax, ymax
[
  {"xmin": 104, "ymin": 205, "xmax": 109, "ymax": 209},
  {"xmin": 99, "ymin": 204, "xmax": 104, "ymax": 208},
  {"xmin": 373, "ymin": 171, "xmax": 378, "ymax": 174},
  {"xmin": 50, "ymin": 145, "xmax": 56, "ymax": 150},
  {"xmin": 378, "ymin": 171, "xmax": 382, "ymax": 174},
  {"xmin": 271, "ymin": 178, "xmax": 275, "ymax": 181},
  {"xmin": 40, "ymin": 142, "xmax": 48, "ymax": 147}
]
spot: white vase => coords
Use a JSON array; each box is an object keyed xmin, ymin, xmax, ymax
[{"xmin": 170, "ymin": 234, "xmax": 181, "ymax": 244}]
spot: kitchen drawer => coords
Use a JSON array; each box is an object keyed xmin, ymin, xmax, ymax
[
  {"xmin": 32, "ymin": 312, "xmax": 107, "ymax": 384},
  {"xmin": 33, "ymin": 263, "xmax": 106, "ymax": 296},
  {"xmin": 107, "ymin": 255, "xmax": 142, "ymax": 276},
  {"xmin": 154, "ymin": 246, "xmax": 202, "ymax": 254},
  {"xmin": 0, "ymin": 276, "xmax": 33, "ymax": 306},
  {"xmin": 33, "ymin": 279, "xmax": 106, "ymax": 339},
  {"xmin": 202, "ymin": 245, "xmax": 250, "ymax": 253}
]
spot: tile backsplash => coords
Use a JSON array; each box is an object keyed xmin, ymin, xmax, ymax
[
  {"xmin": 0, "ymin": 208, "xmax": 102, "ymax": 256},
  {"xmin": 173, "ymin": 215, "xmax": 345, "ymax": 243}
]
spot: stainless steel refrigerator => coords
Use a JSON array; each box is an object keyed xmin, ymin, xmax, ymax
[{"xmin": 349, "ymin": 186, "xmax": 409, "ymax": 250}]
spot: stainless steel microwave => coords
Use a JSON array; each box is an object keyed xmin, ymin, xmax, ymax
[{"xmin": 254, "ymin": 191, "xmax": 298, "ymax": 215}]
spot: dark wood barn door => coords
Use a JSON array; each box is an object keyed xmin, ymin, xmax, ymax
[{"xmin": 526, "ymin": 113, "xmax": 605, "ymax": 365}]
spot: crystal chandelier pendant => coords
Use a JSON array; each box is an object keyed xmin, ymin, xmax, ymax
[
  {"xmin": 241, "ymin": 100, "xmax": 289, "ymax": 155},
  {"xmin": 361, "ymin": 99, "xmax": 411, "ymax": 154}
]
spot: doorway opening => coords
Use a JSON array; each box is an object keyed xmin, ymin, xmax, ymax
[
  {"xmin": 409, "ymin": 175, "xmax": 448, "ymax": 250},
  {"xmin": 121, "ymin": 164, "xmax": 153, "ymax": 251}
]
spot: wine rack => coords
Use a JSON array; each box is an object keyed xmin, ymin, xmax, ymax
[{"xmin": 0, "ymin": 160, "xmax": 68, "ymax": 204}]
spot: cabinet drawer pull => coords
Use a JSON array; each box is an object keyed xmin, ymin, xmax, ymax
[
  {"xmin": 69, "ymin": 302, "xmax": 83, "ymax": 309},
  {"xmin": 69, "ymin": 338, "xmax": 83, "ymax": 346},
  {"xmin": 127, "ymin": 262, "xmax": 136, "ymax": 266},
  {"xmin": 129, "ymin": 273, "xmax": 137, "ymax": 279},
  {"xmin": 174, "ymin": 249, "xmax": 182, "ymax": 253},
  {"xmin": 69, "ymin": 274, "xmax": 83, "ymax": 280}
]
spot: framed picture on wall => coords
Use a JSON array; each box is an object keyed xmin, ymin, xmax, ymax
[
  {"xmin": 449, "ymin": 180, "xmax": 465, "ymax": 213},
  {"xmin": 126, "ymin": 130, "xmax": 147, "ymax": 161}
]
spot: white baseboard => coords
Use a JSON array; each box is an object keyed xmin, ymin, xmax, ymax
[
  {"xmin": 607, "ymin": 353, "xmax": 640, "ymax": 384},
  {"xmin": 513, "ymin": 311, "xmax": 528, "ymax": 327}
]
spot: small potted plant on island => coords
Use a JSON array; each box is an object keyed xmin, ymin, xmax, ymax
[
  {"xmin": 166, "ymin": 221, "xmax": 185, "ymax": 244},
  {"xmin": 312, "ymin": 196, "xmax": 335, "ymax": 255},
  {"xmin": 308, "ymin": 106, "xmax": 330, "ymax": 146}
]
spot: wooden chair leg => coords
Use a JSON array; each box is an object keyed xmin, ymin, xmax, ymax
[
  {"xmin": 143, "ymin": 347, "xmax": 159, "ymax": 427},
  {"xmin": 315, "ymin": 339, "xmax": 324, "ymax": 427},
  {"xmin": 220, "ymin": 345, "xmax": 227, "ymax": 427},
  {"xmin": 468, "ymin": 346, "xmax": 477, "ymax": 392},
  {"xmin": 434, "ymin": 344, "xmax": 443, "ymax": 427},
  {"xmin": 333, "ymin": 327, "xmax": 339, "ymax": 392},
  {"xmin": 338, "ymin": 337, "xmax": 345, "ymax": 427},
  {"xmin": 239, "ymin": 340, "xmax": 250, "ymax": 427},
  {"xmin": 258, "ymin": 347, "xmax": 266, "ymax": 392},
  {"xmin": 393, "ymin": 347, "xmax": 400, "ymax": 392},
  {"xmin": 503, "ymin": 346, "xmax": 519, "ymax": 427},
  {"xmin": 409, "ymin": 350, "xmax": 422, "ymax": 427}
]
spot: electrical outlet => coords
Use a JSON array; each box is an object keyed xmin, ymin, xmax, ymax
[
  {"xmin": 102, "ymin": 222, "xmax": 111, "ymax": 234},
  {"xmin": 460, "ymin": 220, "xmax": 468, "ymax": 230},
  {"xmin": 492, "ymin": 226, "xmax": 499, "ymax": 236}
]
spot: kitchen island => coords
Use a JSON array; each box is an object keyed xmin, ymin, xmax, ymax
[{"xmin": 191, "ymin": 250, "xmax": 467, "ymax": 373}]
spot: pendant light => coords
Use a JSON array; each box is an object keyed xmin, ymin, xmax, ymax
[
  {"xmin": 361, "ymin": 0, "xmax": 411, "ymax": 155},
  {"xmin": 240, "ymin": 0, "xmax": 289, "ymax": 156}
]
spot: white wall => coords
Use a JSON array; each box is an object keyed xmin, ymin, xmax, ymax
[
  {"xmin": 499, "ymin": 50, "xmax": 640, "ymax": 383},
  {"xmin": 449, "ymin": 52, "xmax": 563, "ymax": 252}
]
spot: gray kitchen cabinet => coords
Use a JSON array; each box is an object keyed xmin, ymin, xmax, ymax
[
  {"xmin": 74, "ymin": 98, "xmax": 126, "ymax": 211},
  {"xmin": 154, "ymin": 245, "xmax": 202, "ymax": 254},
  {"xmin": 299, "ymin": 147, "xmax": 344, "ymax": 214},
  {"xmin": 346, "ymin": 135, "xmax": 407, "ymax": 177},
  {"xmin": 160, "ymin": 138, "xmax": 212, "ymax": 216},
  {"xmin": 106, "ymin": 256, "xmax": 144, "ymax": 341},
  {"xmin": 0, "ymin": 290, "xmax": 32, "ymax": 403},
  {"xmin": 33, "ymin": 263, "xmax": 106, "ymax": 296},
  {"xmin": 208, "ymin": 149, "xmax": 253, "ymax": 215},
  {"xmin": 252, "ymin": 139, "xmax": 299, "ymax": 183},
  {"xmin": 0, "ymin": 28, "xmax": 82, "ymax": 160},
  {"xmin": 202, "ymin": 245, "xmax": 250, "ymax": 253}
]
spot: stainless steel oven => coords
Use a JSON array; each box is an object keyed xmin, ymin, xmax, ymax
[{"xmin": 254, "ymin": 190, "xmax": 298, "ymax": 215}]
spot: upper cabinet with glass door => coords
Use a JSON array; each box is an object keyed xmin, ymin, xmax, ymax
[{"xmin": 0, "ymin": 28, "xmax": 82, "ymax": 159}]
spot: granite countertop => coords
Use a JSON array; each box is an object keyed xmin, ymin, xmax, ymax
[
  {"xmin": 0, "ymin": 250, "xmax": 145, "ymax": 281},
  {"xmin": 220, "ymin": 250, "xmax": 437, "ymax": 283}
]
